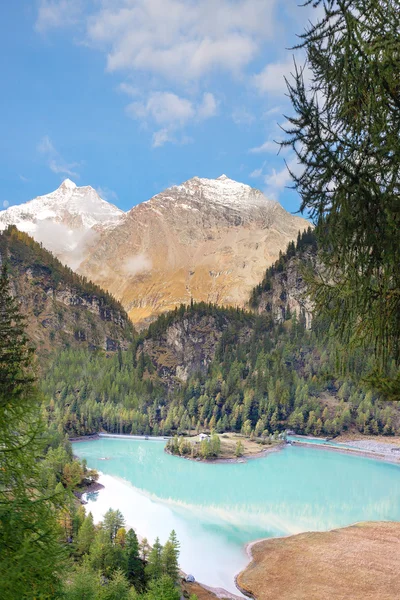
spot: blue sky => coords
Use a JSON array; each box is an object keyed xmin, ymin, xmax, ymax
[{"xmin": 0, "ymin": 1, "xmax": 317, "ymax": 214}]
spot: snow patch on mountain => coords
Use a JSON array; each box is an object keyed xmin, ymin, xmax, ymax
[
  {"xmin": 0, "ymin": 180, "xmax": 125, "ymax": 269},
  {"xmin": 141, "ymin": 175, "xmax": 274, "ymax": 213}
]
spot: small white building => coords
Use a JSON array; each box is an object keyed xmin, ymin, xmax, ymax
[{"xmin": 199, "ymin": 433, "xmax": 210, "ymax": 442}]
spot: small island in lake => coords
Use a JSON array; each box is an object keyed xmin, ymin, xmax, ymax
[{"xmin": 165, "ymin": 432, "xmax": 284, "ymax": 462}]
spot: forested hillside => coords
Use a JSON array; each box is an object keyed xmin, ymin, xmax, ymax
[
  {"xmin": 42, "ymin": 233, "xmax": 400, "ymax": 438},
  {"xmin": 0, "ymin": 226, "xmax": 134, "ymax": 354}
]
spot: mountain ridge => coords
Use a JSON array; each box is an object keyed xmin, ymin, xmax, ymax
[
  {"xmin": 78, "ymin": 175, "xmax": 310, "ymax": 326},
  {"xmin": 1, "ymin": 175, "xmax": 310, "ymax": 326}
]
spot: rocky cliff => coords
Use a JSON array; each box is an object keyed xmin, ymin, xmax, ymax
[
  {"xmin": 250, "ymin": 227, "xmax": 317, "ymax": 328},
  {"xmin": 0, "ymin": 226, "xmax": 134, "ymax": 354},
  {"xmin": 139, "ymin": 303, "xmax": 254, "ymax": 384}
]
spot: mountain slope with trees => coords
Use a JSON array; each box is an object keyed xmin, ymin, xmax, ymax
[
  {"xmin": 42, "ymin": 233, "xmax": 400, "ymax": 438},
  {"xmin": 0, "ymin": 226, "xmax": 134, "ymax": 355}
]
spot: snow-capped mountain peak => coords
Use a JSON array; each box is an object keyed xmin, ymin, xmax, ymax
[
  {"xmin": 60, "ymin": 178, "xmax": 77, "ymax": 190},
  {"xmin": 0, "ymin": 181, "xmax": 125, "ymax": 269},
  {"xmin": 151, "ymin": 174, "xmax": 272, "ymax": 211}
]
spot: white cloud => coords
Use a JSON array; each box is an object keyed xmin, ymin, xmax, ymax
[
  {"xmin": 38, "ymin": 135, "xmax": 55, "ymax": 154},
  {"xmin": 128, "ymin": 91, "xmax": 216, "ymax": 146},
  {"xmin": 33, "ymin": 220, "xmax": 99, "ymax": 270},
  {"xmin": 96, "ymin": 187, "xmax": 118, "ymax": 203},
  {"xmin": 254, "ymin": 57, "xmax": 312, "ymax": 97},
  {"xmin": 198, "ymin": 93, "xmax": 218, "ymax": 120},
  {"xmin": 34, "ymin": 1, "xmax": 318, "ymax": 149},
  {"xmin": 264, "ymin": 106, "xmax": 282, "ymax": 117},
  {"xmin": 253, "ymin": 58, "xmax": 294, "ymax": 95},
  {"xmin": 152, "ymin": 129, "xmax": 173, "ymax": 148},
  {"xmin": 35, "ymin": 0, "xmax": 82, "ymax": 33},
  {"xmin": 118, "ymin": 82, "xmax": 139, "ymax": 97},
  {"xmin": 38, "ymin": 135, "xmax": 80, "ymax": 178},
  {"xmin": 264, "ymin": 155, "xmax": 303, "ymax": 198},
  {"xmin": 2, "ymin": 200, "xmax": 9, "ymax": 209},
  {"xmin": 128, "ymin": 92, "xmax": 194, "ymax": 126},
  {"xmin": 249, "ymin": 168, "xmax": 263, "ymax": 179},
  {"xmin": 123, "ymin": 254, "xmax": 152, "ymax": 276},
  {"xmin": 250, "ymin": 140, "xmax": 278, "ymax": 154},
  {"xmin": 232, "ymin": 107, "xmax": 255, "ymax": 126},
  {"xmin": 86, "ymin": 0, "xmax": 277, "ymax": 82}
]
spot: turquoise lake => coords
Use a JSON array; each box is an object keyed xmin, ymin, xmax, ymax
[{"xmin": 73, "ymin": 438, "xmax": 400, "ymax": 596}]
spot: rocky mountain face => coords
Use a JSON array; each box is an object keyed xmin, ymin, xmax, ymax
[
  {"xmin": 137, "ymin": 234, "xmax": 319, "ymax": 388},
  {"xmin": 78, "ymin": 175, "xmax": 309, "ymax": 327},
  {"xmin": 0, "ymin": 179, "xmax": 123, "ymax": 270},
  {"xmin": 0, "ymin": 227, "xmax": 134, "ymax": 355},
  {"xmin": 250, "ymin": 228, "xmax": 318, "ymax": 328},
  {"xmin": 140, "ymin": 304, "xmax": 253, "ymax": 384}
]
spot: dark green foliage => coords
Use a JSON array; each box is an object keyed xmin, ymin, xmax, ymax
[
  {"xmin": 62, "ymin": 513, "xmax": 184, "ymax": 599},
  {"xmin": 42, "ymin": 307, "xmax": 399, "ymax": 440},
  {"xmin": 64, "ymin": 562, "xmax": 102, "ymax": 600},
  {"xmin": 103, "ymin": 509, "xmax": 125, "ymax": 542},
  {"xmin": 161, "ymin": 531, "xmax": 180, "ymax": 582},
  {"xmin": 145, "ymin": 575, "xmax": 181, "ymax": 600},
  {"xmin": 77, "ymin": 513, "xmax": 96, "ymax": 555},
  {"xmin": 126, "ymin": 529, "xmax": 145, "ymax": 590},
  {"xmin": 0, "ymin": 265, "xmax": 65, "ymax": 599},
  {"xmin": 145, "ymin": 300, "xmax": 253, "ymax": 341},
  {"xmin": 283, "ymin": 1, "xmax": 400, "ymax": 390},
  {"xmin": 146, "ymin": 537, "xmax": 163, "ymax": 581}
]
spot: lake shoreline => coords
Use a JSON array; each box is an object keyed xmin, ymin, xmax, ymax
[
  {"xmin": 74, "ymin": 437, "xmax": 400, "ymax": 600},
  {"xmin": 235, "ymin": 521, "xmax": 400, "ymax": 600},
  {"xmin": 71, "ymin": 431, "xmax": 400, "ymax": 465},
  {"xmin": 290, "ymin": 439, "xmax": 400, "ymax": 464},
  {"xmin": 164, "ymin": 442, "xmax": 284, "ymax": 464}
]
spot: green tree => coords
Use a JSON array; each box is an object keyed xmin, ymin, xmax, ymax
[
  {"xmin": 145, "ymin": 575, "xmax": 180, "ymax": 600},
  {"xmin": 235, "ymin": 440, "xmax": 245, "ymax": 458},
  {"xmin": 77, "ymin": 512, "xmax": 96, "ymax": 555},
  {"xmin": 146, "ymin": 537, "xmax": 163, "ymax": 581},
  {"xmin": 161, "ymin": 531, "xmax": 180, "ymax": 582},
  {"xmin": 210, "ymin": 433, "xmax": 221, "ymax": 457},
  {"xmin": 103, "ymin": 508, "xmax": 125, "ymax": 542},
  {"xmin": 100, "ymin": 569, "xmax": 133, "ymax": 600},
  {"xmin": 89, "ymin": 529, "xmax": 125, "ymax": 577},
  {"xmin": 0, "ymin": 264, "xmax": 65, "ymax": 599},
  {"xmin": 283, "ymin": 1, "xmax": 400, "ymax": 397},
  {"xmin": 125, "ymin": 529, "xmax": 145, "ymax": 590},
  {"xmin": 64, "ymin": 562, "xmax": 102, "ymax": 600}
]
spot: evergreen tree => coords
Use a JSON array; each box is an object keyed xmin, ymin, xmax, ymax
[
  {"xmin": 64, "ymin": 562, "xmax": 102, "ymax": 600},
  {"xmin": 125, "ymin": 529, "xmax": 145, "ymax": 590},
  {"xmin": 0, "ymin": 265, "xmax": 64, "ymax": 599},
  {"xmin": 103, "ymin": 508, "xmax": 125, "ymax": 542},
  {"xmin": 89, "ymin": 529, "xmax": 125, "ymax": 577},
  {"xmin": 235, "ymin": 440, "xmax": 245, "ymax": 458},
  {"xmin": 283, "ymin": 1, "xmax": 400, "ymax": 396},
  {"xmin": 161, "ymin": 531, "xmax": 180, "ymax": 582},
  {"xmin": 100, "ymin": 569, "xmax": 132, "ymax": 600},
  {"xmin": 146, "ymin": 537, "xmax": 163, "ymax": 581},
  {"xmin": 145, "ymin": 575, "xmax": 181, "ymax": 600},
  {"xmin": 77, "ymin": 512, "xmax": 96, "ymax": 555}
]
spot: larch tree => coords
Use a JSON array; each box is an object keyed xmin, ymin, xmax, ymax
[
  {"xmin": 283, "ymin": 0, "xmax": 400, "ymax": 398},
  {"xmin": 0, "ymin": 265, "xmax": 64, "ymax": 598},
  {"xmin": 146, "ymin": 537, "xmax": 163, "ymax": 581}
]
